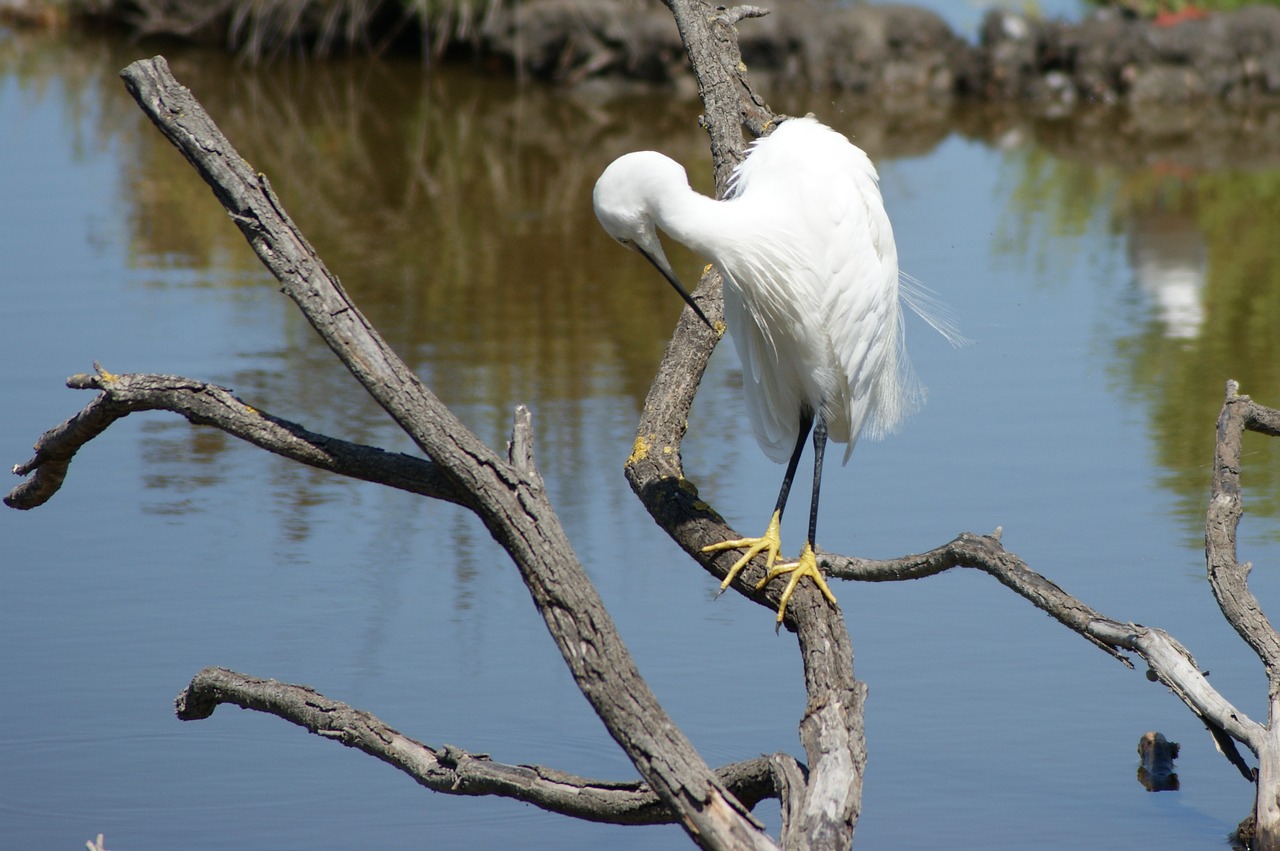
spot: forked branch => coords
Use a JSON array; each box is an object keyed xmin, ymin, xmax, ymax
[
  {"xmin": 114, "ymin": 54, "xmax": 776, "ymax": 851},
  {"xmin": 1207, "ymin": 381, "xmax": 1280, "ymax": 685}
]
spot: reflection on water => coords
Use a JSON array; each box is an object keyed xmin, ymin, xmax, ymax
[
  {"xmin": 5, "ymin": 23, "xmax": 1280, "ymax": 851},
  {"xmin": 985, "ymin": 131, "xmax": 1280, "ymax": 531},
  {"xmin": 100, "ymin": 43, "xmax": 1280, "ymax": 532},
  {"xmin": 1130, "ymin": 204, "xmax": 1206, "ymax": 340},
  {"xmin": 121, "ymin": 51, "xmax": 715, "ymax": 398}
]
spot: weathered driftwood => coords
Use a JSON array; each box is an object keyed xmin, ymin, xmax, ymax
[
  {"xmin": 9, "ymin": 1, "xmax": 1280, "ymax": 848},
  {"xmin": 114, "ymin": 50, "xmax": 777, "ymax": 851}
]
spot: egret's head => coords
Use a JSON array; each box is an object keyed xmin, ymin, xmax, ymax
[
  {"xmin": 593, "ymin": 152, "xmax": 676, "ymax": 255},
  {"xmin": 593, "ymin": 152, "xmax": 711, "ymax": 328}
]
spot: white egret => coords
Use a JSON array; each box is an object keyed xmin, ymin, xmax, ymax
[{"xmin": 594, "ymin": 115, "xmax": 956, "ymax": 623}]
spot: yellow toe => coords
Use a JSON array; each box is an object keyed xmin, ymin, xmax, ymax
[
  {"xmin": 702, "ymin": 510, "xmax": 783, "ymax": 593},
  {"xmin": 756, "ymin": 543, "xmax": 838, "ymax": 623}
]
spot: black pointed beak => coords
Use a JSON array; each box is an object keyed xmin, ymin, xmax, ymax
[{"xmin": 636, "ymin": 248, "xmax": 713, "ymax": 330}]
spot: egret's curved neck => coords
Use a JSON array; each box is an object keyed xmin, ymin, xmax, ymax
[{"xmin": 649, "ymin": 183, "xmax": 736, "ymax": 260}]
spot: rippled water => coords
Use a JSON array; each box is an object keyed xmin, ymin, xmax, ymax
[{"xmin": 3, "ymin": 20, "xmax": 1280, "ymax": 851}]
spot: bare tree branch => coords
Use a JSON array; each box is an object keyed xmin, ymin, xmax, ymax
[
  {"xmin": 721, "ymin": 6, "xmax": 770, "ymax": 27},
  {"xmin": 1206, "ymin": 381, "xmax": 1280, "ymax": 845},
  {"xmin": 664, "ymin": 1, "xmax": 772, "ymax": 182},
  {"xmin": 116, "ymin": 55, "xmax": 776, "ymax": 851},
  {"xmin": 629, "ymin": 4, "xmax": 868, "ymax": 848},
  {"xmin": 118, "ymin": 57, "xmax": 483, "ymax": 485},
  {"xmin": 175, "ymin": 666, "xmax": 789, "ymax": 826},
  {"xmin": 6, "ymin": 365, "xmax": 470, "ymax": 511},
  {"xmin": 1208, "ymin": 381, "xmax": 1280, "ymax": 683},
  {"xmin": 813, "ymin": 381, "xmax": 1280, "ymax": 836},
  {"xmin": 624, "ymin": 5, "xmax": 1280, "ymax": 848},
  {"xmin": 822, "ymin": 532, "xmax": 1265, "ymax": 753},
  {"xmin": 824, "ymin": 530, "xmax": 1133, "ymax": 663}
]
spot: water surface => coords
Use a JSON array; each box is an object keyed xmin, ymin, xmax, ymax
[{"xmin": 3, "ymin": 24, "xmax": 1280, "ymax": 850}]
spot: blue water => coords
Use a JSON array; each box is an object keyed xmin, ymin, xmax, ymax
[
  {"xmin": 875, "ymin": 0, "xmax": 1088, "ymax": 36},
  {"xmin": 3, "ymin": 25, "xmax": 1277, "ymax": 851}
]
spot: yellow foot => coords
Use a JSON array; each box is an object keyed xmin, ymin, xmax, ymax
[
  {"xmin": 702, "ymin": 510, "xmax": 783, "ymax": 595},
  {"xmin": 756, "ymin": 543, "xmax": 838, "ymax": 624}
]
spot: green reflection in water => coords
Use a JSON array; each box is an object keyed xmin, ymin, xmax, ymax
[
  {"xmin": 2, "ymin": 28, "xmax": 733, "ymax": 542},
  {"xmin": 1122, "ymin": 168, "xmax": 1280, "ymax": 535},
  {"xmin": 989, "ymin": 121, "xmax": 1280, "ymax": 535},
  {"xmin": 116, "ymin": 50, "xmax": 715, "ymax": 415}
]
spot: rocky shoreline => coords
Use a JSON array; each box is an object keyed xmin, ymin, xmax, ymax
[
  {"xmin": 6, "ymin": 0, "xmax": 1280, "ymax": 104},
  {"xmin": 501, "ymin": 2, "xmax": 1280, "ymax": 104}
]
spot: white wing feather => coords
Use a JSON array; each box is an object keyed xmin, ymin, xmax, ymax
[{"xmin": 721, "ymin": 117, "xmax": 916, "ymax": 465}]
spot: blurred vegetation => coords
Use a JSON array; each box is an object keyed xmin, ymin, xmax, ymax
[{"xmin": 66, "ymin": 0, "xmax": 507, "ymax": 60}]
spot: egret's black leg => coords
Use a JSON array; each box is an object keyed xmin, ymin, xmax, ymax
[
  {"xmin": 806, "ymin": 415, "xmax": 829, "ymax": 548},
  {"xmin": 756, "ymin": 412, "xmax": 839, "ymax": 624},
  {"xmin": 773, "ymin": 405, "xmax": 815, "ymax": 524},
  {"xmin": 703, "ymin": 406, "xmax": 815, "ymax": 595}
]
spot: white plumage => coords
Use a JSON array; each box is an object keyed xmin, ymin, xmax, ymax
[
  {"xmin": 723, "ymin": 117, "xmax": 912, "ymax": 462},
  {"xmin": 593, "ymin": 115, "xmax": 956, "ymax": 622}
]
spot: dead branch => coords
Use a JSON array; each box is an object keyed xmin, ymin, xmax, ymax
[
  {"xmin": 1208, "ymin": 381, "xmax": 1280, "ymax": 682},
  {"xmin": 629, "ymin": 4, "xmax": 867, "ymax": 849},
  {"xmin": 115, "ymin": 54, "xmax": 775, "ymax": 851},
  {"xmin": 814, "ymin": 381, "xmax": 1280, "ymax": 838},
  {"xmin": 822, "ymin": 531, "xmax": 1265, "ymax": 757},
  {"xmin": 175, "ymin": 666, "xmax": 792, "ymax": 826},
  {"xmin": 627, "ymin": 7, "xmax": 1280, "ymax": 848},
  {"xmin": 1207, "ymin": 381, "xmax": 1280, "ymax": 844},
  {"xmin": 5, "ymin": 365, "xmax": 470, "ymax": 511}
]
